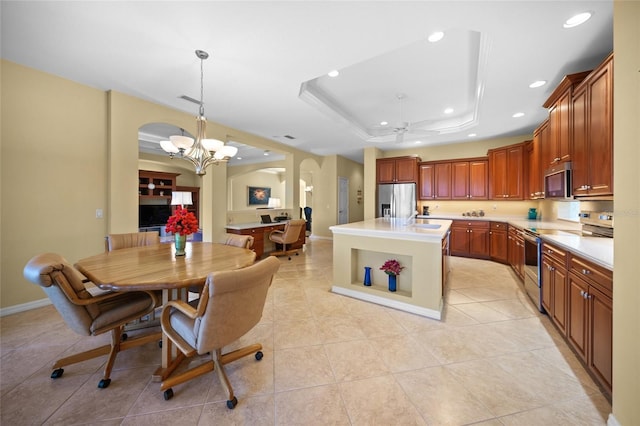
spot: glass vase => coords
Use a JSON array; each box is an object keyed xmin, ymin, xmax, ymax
[
  {"xmin": 388, "ymin": 274, "xmax": 397, "ymax": 292},
  {"xmin": 363, "ymin": 267, "xmax": 372, "ymax": 286},
  {"xmin": 174, "ymin": 233, "xmax": 187, "ymax": 256}
]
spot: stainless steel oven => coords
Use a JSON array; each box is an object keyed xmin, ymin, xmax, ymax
[{"xmin": 522, "ymin": 229, "xmax": 542, "ymax": 312}]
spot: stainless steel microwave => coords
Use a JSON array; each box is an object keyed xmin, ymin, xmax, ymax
[{"xmin": 544, "ymin": 162, "xmax": 572, "ymax": 199}]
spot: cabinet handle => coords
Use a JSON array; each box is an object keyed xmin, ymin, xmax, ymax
[
  {"xmin": 547, "ymin": 249, "xmax": 553, "ymax": 254},
  {"xmin": 580, "ymin": 290, "xmax": 586, "ymax": 297},
  {"xmin": 554, "ymin": 157, "xmax": 561, "ymax": 163},
  {"xmin": 581, "ymin": 269, "xmax": 591, "ymax": 275}
]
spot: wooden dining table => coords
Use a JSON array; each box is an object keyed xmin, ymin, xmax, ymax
[{"xmin": 75, "ymin": 241, "xmax": 256, "ymax": 381}]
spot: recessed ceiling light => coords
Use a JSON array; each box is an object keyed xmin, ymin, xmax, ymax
[
  {"xmin": 529, "ymin": 80, "xmax": 547, "ymax": 88},
  {"xmin": 380, "ymin": 121, "xmax": 388, "ymax": 126},
  {"xmin": 512, "ymin": 112, "xmax": 525, "ymax": 118},
  {"xmin": 444, "ymin": 108, "xmax": 454, "ymax": 114},
  {"xmin": 236, "ymin": 157, "xmax": 242, "ymax": 160},
  {"xmin": 328, "ymin": 70, "xmax": 340, "ymax": 77},
  {"xmin": 428, "ymin": 31, "xmax": 444, "ymax": 43},
  {"xmin": 414, "ymin": 141, "xmax": 422, "ymax": 144},
  {"xmin": 264, "ymin": 150, "xmax": 270, "ymax": 156},
  {"xmin": 564, "ymin": 11, "xmax": 592, "ymax": 28},
  {"xmin": 468, "ymin": 133, "xmax": 477, "ymax": 137}
]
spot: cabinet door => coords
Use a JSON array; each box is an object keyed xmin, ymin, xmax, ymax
[
  {"xmin": 469, "ymin": 160, "xmax": 488, "ymax": 199},
  {"xmin": 541, "ymin": 256, "xmax": 553, "ymax": 314},
  {"xmin": 490, "ymin": 149, "xmax": 507, "ymax": 199},
  {"xmin": 419, "ymin": 163, "xmax": 435, "ymax": 200},
  {"xmin": 395, "ymin": 157, "xmax": 418, "ymax": 183},
  {"xmin": 490, "ymin": 230, "xmax": 508, "ymax": 264},
  {"xmin": 529, "ymin": 126, "xmax": 543, "ymax": 198},
  {"xmin": 589, "ymin": 284, "xmax": 613, "ymax": 392},
  {"xmin": 551, "ymin": 262, "xmax": 568, "ymax": 335},
  {"xmin": 434, "ymin": 162, "xmax": 451, "ymax": 199},
  {"xmin": 586, "ymin": 59, "xmax": 613, "ymax": 196},
  {"xmin": 571, "ymin": 85, "xmax": 589, "ymax": 195},
  {"xmin": 505, "ymin": 145, "xmax": 524, "ymax": 199},
  {"xmin": 451, "ymin": 161, "xmax": 470, "ymax": 200},
  {"xmin": 557, "ymin": 92, "xmax": 572, "ymax": 163},
  {"xmin": 567, "ymin": 273, "xmax": 589, "ymax": 362},
  {"xmin": 376, "ymin": 159, "xmax": 396, "ymax": 183},
  {"xmin": 469, "ymin": 228, "xmax": 490, "ymax": 258},
  {"xmin": 449, "ymin": 225, "xmax": 469, "ymax": 256}
]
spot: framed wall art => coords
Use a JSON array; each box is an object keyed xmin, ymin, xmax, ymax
[{"xmin": 248, "ymin": 186, "xmax": 271, "ymax": 205}]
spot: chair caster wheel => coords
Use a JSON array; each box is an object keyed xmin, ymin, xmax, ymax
[
  {"xmin": 226, "ymin": 397, "xmax": 238, "ymax": 409},
  {"xmin": 98, "ymin": 378, "xmax": 111, "ymax": 389},
  {"xmin": 255, "ymin": 351, "xmax": 263, "ymax": 361},
  {"xmin": 121, "ymin": 333, "xmax": 128, "ymax": 342},
  {"xmin": 163, "ymin": 389, "xmax": 174, "ymax": 400},
  {"xmin": 51, "ymin": 368, "xmax": 64, "ymax": 379}
]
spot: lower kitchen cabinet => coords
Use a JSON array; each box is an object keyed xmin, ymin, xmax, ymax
[
  {"xmin": 489, "ymin": 222, "xmax": 508, "ymax": 264},
  {"xmin": 541, "ymin": 242, "xmax": 569, "ymax": 336},
  {"xmin": 507, "ymin": 226, "xmax": 524, "ymax": 280},
  {"xmin": 450, "ymin": 220, "xmax": 490, "ymax": 259},
  {"xmin": 567, "ymin": 254, "xmax": 613, "ymax": 398}
]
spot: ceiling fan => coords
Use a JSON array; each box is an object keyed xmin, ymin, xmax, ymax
[{"xmin": 368, "ymin": 93, "xmax": 437, "ymax": 143}]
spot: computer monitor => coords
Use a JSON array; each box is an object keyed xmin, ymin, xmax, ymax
[{"xmin": 260, "ymin": 214, "xmax": 272, "ymax": 224}]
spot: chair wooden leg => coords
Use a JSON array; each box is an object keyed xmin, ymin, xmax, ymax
[
  {"xmin": 52, "ymin": 345, "xmax": 111, "ymax": 369},
  {"xmin": 160, "ymin": 358, "xmax": 214, "ymax": 391},
  {"xmin": 214, "ymin": 349, "xmax": 236, "ymax": 405}
]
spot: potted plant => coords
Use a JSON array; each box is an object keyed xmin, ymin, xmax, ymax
[
  {"xmin": 380, "ymin": 259, "xmax": 404, "ymax": 292},
  {"xmin": 165, "ymin": 206, "xmax": 199, "ymax": 256}
]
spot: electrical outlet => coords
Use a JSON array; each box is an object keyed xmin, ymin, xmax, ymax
[
  {"xmin": 492, "ymin": 204, "xmax": 497, "ymax": 210},
  {"xmin": 96, "ymin": 208, "xmax": 103, "ymax": 219}
]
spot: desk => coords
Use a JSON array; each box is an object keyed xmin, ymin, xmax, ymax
[
  {"xmin": 75, "ymin": 242, "xmax": 255, "ymax": 380},
  {"xmin": 226, "ymin": 221, "xmax": 305, "ymax": 258}
]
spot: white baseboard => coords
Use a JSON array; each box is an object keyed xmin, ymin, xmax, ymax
[
  {"xmin": 308, "ymin": 234, "xmax": 332, "ymax": 241},
  {"xmin": 607, "ymin": 413, "xmax": 620, "ymax": 426},
  {"xmin": 0, "ymin": 298, "xmax": 51, "ymax": 317}
]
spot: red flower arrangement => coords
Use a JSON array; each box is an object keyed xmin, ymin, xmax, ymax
[
  {"xmin": 165, "ymin": 206, "xmax": 199, "ymax": 236},
  {"xmin": 380, "ymin": 259, "xmax": 404, "ymax": 276}
]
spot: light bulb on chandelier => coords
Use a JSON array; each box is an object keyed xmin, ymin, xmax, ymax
[{"xmin": 160, "ymin": 50, "xmax": 238, "ymax": 175}]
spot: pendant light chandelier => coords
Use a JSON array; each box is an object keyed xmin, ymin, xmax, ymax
[{"xmin": 160, "ymin": 50, "xmax": 237, "ymax": 175}]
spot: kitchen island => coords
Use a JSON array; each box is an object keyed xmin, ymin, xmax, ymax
[{"xmin": 329, "ymin": 217, "xmax": 452, "ymax": 320}]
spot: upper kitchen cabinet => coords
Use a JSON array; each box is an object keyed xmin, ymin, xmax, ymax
[
  {"xmin": 451, "ymin": 159, "xmax": 488, "ymax": 200},
  {"xmin": 528, "ymin": 122, "xmax": 547, "ymax": 199},
  {"xmin": 419, "ymin": 161, "xmax": 451, "ymax": 200},
  {"xmin": 542, "ymin": 71, "xmax": 591, "ymax": 168},
  {"xmin": 488, "ymin": 142, "xmax": 525, "ymax": 200},
  {"xmin": 571, "ymin": 54, "xmax": 613, "ymax": 198},
  {"xmin": 376, "ymin": 156, "xmax": 419, "ymax": 184}
]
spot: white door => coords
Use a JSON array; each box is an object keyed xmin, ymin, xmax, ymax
[{"xmin": 338, "ymin": 177, "xmax": 349, "ymax": 224}]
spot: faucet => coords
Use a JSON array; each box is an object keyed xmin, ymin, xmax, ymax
[{"xmin": 405, "ymin": 210, "xmax": 418, "ymax": 226}]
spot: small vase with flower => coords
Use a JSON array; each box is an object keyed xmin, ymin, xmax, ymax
[{"xmin": 380, "ymin": 259, "xmax": 404, "ymax": 292}]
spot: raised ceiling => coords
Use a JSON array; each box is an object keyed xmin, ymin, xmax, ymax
[{"xmin": 1, "ymin": 1, "xmax": 613, "ymax": 165}]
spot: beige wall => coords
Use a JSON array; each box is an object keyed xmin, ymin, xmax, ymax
[
  {"xmin": 229, "ymin": 170, "xmax": 285, "ymax": 211},
  {"xmin": 612, "ymin": 2, "xmax": 640, "ymax": 425}
]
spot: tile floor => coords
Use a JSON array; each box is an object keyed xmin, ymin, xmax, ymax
[{"xmin": 1, "ymin": 239, "xmax": 611, "ymax": 425}]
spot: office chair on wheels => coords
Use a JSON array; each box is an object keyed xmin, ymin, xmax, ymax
[{"xmin": 268, "ymin": 219, "xmax": 306, "ymax": 260}]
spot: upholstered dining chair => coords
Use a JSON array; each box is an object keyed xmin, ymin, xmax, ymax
[
  {"xmin": 268, "ymin": 219, "xmax": 306, "ymax": 260},
  {"xmin": 23, "ymin": 253, "xmax": 161, "ymax": 388},
  {"xmin": 105, "ymin": 231, "xmax": 162, "ymax": 330},
  {"xmin": 160, "ymin": 256, "xmax": 280, "ymax": 408}
]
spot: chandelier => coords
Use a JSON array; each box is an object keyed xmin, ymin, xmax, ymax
[{"xmin": 160, "ymin": 50, "xmax": 237, "ymax": 175}]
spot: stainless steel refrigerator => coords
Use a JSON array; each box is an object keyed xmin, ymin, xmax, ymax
[{"xmin": 377, "ymin": 183, "xmax": 416, "ymax": 218}]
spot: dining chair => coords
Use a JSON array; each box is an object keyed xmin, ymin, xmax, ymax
[
  {"xmin": 105, "ymin": 231, "xmax": 162, "ymax": 331},
  {"xmin": 268, "ymin": 219, "xmax": 306, "ymax": 260},
  {"xmin": 23, "ymin": 253, "xmax": 161, "ymax": 388},
  {"xmin": 160, "ymin": 256, "xmax": 280, "ymax": 408}
]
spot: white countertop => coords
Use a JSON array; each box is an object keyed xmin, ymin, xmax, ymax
[{"xmin": 330, "ymin": 217, "xmax": 452, "ymax": 242}]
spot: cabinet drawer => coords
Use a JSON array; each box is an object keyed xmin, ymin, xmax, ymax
[
  {"xmin": 491, "ymin": 222, "xmax": 507, "ymax": 230},
  {"xmin": 569, "ymin": 255, "xmax": 612, "ymax": 296},
  {"xmin": 456, "ymin": 220, "xmax": 489, "ymax": 229},
  {"xmin": 542, "ymin": 242, "xmax": 568, "ymax": 266}
]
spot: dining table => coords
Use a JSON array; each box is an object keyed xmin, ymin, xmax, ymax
[{"xmin": 75, "ymin": 241, "xmax": 256, "ymax": 381}]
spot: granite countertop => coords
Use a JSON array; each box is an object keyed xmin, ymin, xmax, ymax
[{"xmin": 330, "ymin": 217, "xmax": 452, "ymax": 242}]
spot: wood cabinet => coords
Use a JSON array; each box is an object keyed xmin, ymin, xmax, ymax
[
  {"xmin": 138, "ymin": 170, "xmax": 179, "ymax": 200},
  {"xmin": 489, "ymin": 222, "xmax": 508, "ymax": 264},
  {"xmin": 567, "ymin": 254, "xmax": 613, "ymax": 397},
  {"xmin": 419, "ymin": 162, "xmax": 451, "ymax": 200},
  {"xmin": 488, "ymin": 142, "xmax": 525, "ymax": 200},
  {"xmin": 377, "ymin": 157, "xmax": 419, "ymax": 184},
  {"xmin": 528, "ymin": 122, "xmax": 546, "ymax": 199},
  {"xmin": 542, "ymin": 71, "xmax": 590, "ymax": 168},
  {"xmin": 571, "ymin": 54, "xmax": 613, "ymax": 197},
  {"xmin": 541, "ymin": 242, "xmax": 569, "ymax": 335},
  {"xmin": 452, "ymin": 159, "xmax": 488, "ymax": 200},
  {"xmin": 450, "ymin": 220, "xmax": 490, "ymax": 259},
  {"xmin": 507, "ymin": 225, "xmax": 524, "ymax": 280}
]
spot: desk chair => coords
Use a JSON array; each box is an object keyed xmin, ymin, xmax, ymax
[
  {"xmin": 23, "ymin": 253, "xmax": 161, "ymax": 388},
  {"xmin": 105, "ymin": 231, "xmax": 162, "ymax": 331},
  {"xmin": 160, "ymin": 257, "xmax": 280, "ymax": 408},
  {"xmin": 268, "ymin": 219, "xmax": 306, "ymax": 260}
]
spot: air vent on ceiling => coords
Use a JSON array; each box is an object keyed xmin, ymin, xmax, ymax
[
  {"xmin": 178, "ymin": 95, "xmax": 201, "ymax": 105},
  {"xmin": 284, "ymin": 135, "xmax": 296, "ymax": 140}
]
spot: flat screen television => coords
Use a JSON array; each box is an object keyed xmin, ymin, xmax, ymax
[{"xmin": 139, "ymin": 205, "xmax": 172, "ymax": 227}]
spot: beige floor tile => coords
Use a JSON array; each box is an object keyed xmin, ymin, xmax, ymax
[
  {"xmin": 273, "ymin": 317, "xmax": 323, "ymax": 349},
  {"xmin": 199, "ymin": 394, "xmax": 275, "ymax": 426},
  {"xmin": 453, "ymin": 302, "xmax": 512, "ymax": 323},
  {"xmin": 274, "ymin": 384, "xmax": 350, "ymax": 425},
  {"xmin": 314, "ymin": 315, "xmax": 367, "ymax": 344},
  {"xmin": 123, "ymin": 406, "xmax": 203, "ymax": 425},
  {"xmin": 274, "ymin": 345, "xmax": 334, "ymax": 392},
  {"xmin": 396, "ymin": 366, "xmax": 494, "ymax": 425},
  {"xmin": 351, "ymin": 311, "xmax": 407, "ymax": 338},
  {"xmin": 372, "ymin": 334, "xmax": 440, "ymax": 372},
  {"xmin": 324, "ymin": 340, "xmax": 390, "ymax": 382},
  {"xmin": 445, "ymin": 289, "xmax": 477, "ymax": 305},
  {"xmin": 338, "ymin": 375, "xmax": 426, "ymax": 425}
]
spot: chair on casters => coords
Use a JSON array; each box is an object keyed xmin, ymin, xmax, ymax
[
  {"xmin": 160, "ymin": 257, "xmax": 280, "ymax": 408},
  {"xmin": 105, "ymin": 231, "xmax": 162, "ymax": 331},
  {"xmin": 268, "ymin": 219, "xmax": 306, "ymax": 260},
  {"xmin": 23, "ymin": 253, "xmax": 161, "ymax": 389}
]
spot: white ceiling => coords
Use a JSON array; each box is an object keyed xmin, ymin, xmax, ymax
[{"xmin": 1, "ymin": 1, "xmax": 613, "ymax": 166}]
